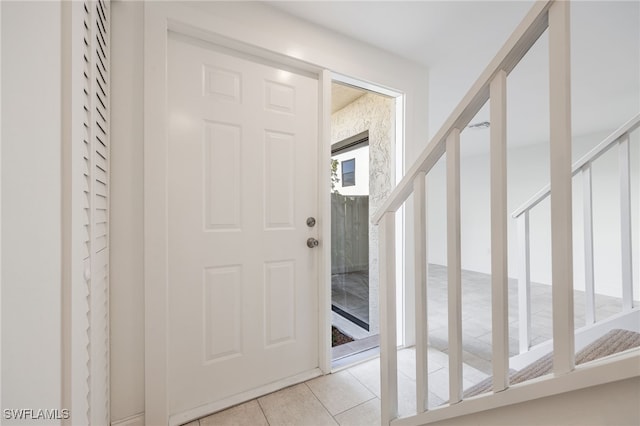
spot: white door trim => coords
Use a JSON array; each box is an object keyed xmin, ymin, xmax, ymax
[
  {"xmin": 0, "ymin": 1, "xmax": 3, "ymax": 416},
  {"xmin": 318, "ymin": 69, "xmax": 333, "ymax": 375},
  {"xmin": 144, "ymin": 3, "xmax": 330, "ymax": 424}
]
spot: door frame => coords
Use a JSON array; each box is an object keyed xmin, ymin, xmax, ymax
[
  {"xmin": 144, "ymin": 4, "xmax": 331, "ymax": 425},
  {"xmin": 328, "ymin": 74, "xmax": 407, "ymax": 355}
]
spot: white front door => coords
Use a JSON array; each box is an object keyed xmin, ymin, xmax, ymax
[{"xmin": 167, "ymin": 34, "xmax": 320, "ymax": 415}]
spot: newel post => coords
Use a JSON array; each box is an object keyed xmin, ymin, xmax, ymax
[
  {"xmin": 490, "ymin": 69, "xmax": 509, "ymax": 391},
  {"xmin": 548, "ymin": 0, "xmax": 575, "ymax": 374}
]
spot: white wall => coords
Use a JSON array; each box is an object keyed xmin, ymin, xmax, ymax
[
  {"xmin": 109, "ymin": 1, "xmax": 429, "ymax": 422},
  {"xmin": 1, "ymin": 1, "xmax": 63, "ymax": 422},
  {"xmin": 428, "ymin": 2, "xmax": 640, "ymax": 144},
  {"xmin": 426, "ymin": 1, "xmax": 640, "ymax": 299},
  {"xmin": 332, "ymin": 147, "xmax": 370, "ymax": 197},
  {"xmin": 426, "ymin": 128, "xmax": 640, "ymax": 299},
  {"xmin": 429, "ymin": 377, "xmax": 640, "ymax": 426}
]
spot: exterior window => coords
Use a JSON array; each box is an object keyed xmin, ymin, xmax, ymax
[{"xmin": 342, "ymin": 158, "xmax": 355, "ymax": 187}]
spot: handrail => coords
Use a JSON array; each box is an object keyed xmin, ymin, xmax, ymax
[
  {"xmin": 512, "ymin": 113, "xmax": 640, "ymax": 218},
  {"xmin": 372, "ymin": 0, "xmax": 554, "ymax": 225}
]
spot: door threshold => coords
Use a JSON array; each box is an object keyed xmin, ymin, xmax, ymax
[{"xmin": 331, "ymin": 345, "xmax": 380, "ymax": 371}]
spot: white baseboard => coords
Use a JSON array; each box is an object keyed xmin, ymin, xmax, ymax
[
  {"xmin": 111, "ymin": 413, "xmax": 145, "ymax": 426},
  {"xmin": 169, "ymin": 368, "xmax": 323, "ymax": 426}
]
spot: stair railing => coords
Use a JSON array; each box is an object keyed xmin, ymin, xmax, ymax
[
  {"xmin": 512, "ymin": 113, "xmax": 639, "ymax": 354},
  {"xmin": 372, "ymin": 1, "xmax": 638, "ymax": 425}
]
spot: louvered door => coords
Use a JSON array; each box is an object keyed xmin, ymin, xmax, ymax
[{"xmin": 72, "ymin": 1, "xmax": 110, "ymax": 424}]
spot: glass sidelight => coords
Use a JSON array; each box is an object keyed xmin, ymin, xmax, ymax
[
  {"xmin": 331, "ymin": 131, "xmax": 373, "ymax": 342},
  {"xmin": 331, "ymin": 153, "xmax": 369, "ymax": 331}
]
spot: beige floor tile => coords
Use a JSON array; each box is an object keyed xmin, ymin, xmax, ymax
[
  {"xmin": 397, "ymin": 347, "xmax": 417, "ymax": 380},
  {"xmin": 397, "ymin": 371, "xmax": 417, "ymax": 418},
  {"xmin": 428, "ymin": 391, "xmax": 446, "ymax": 409},
  {"xmin": 346, "ymin": 358, "xmax": 381, "ymax": 397},
  {"xmin": 199, "ymin": 400, "xmax": 267, "ymax": 426},
  {"xmin": 258, "ymin": 383, "xmax": 337, "ymax": 426},
  {"xmin": 428, "ymin": 368, "xmax": 450, "ymax": 402},
  {"xmin": 181, "ymin": 421, "xmax": 199, "ymax": 426},
  {"xmin": 307, "ymin": 370, "xmax": 376, "ymax": 415},
  {"xmin": 428, "ymin": 348, "xmax": 449, "ymax": 372},
  {"xmin": 334, "ymin": 398, "xmax": 381, "ymax": 426}
]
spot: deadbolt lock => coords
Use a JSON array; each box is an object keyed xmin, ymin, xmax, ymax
[{"xmin": 306, "ymin": 217, "xmax": 316, "ymax": 227}]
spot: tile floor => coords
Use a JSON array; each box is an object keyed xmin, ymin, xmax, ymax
[
  {"xmin": 332, "ymin": 264, "xmax": 632, "ymax": 375},
  {"xmin": 187, "ymin": 265, "xmax": 634, "ymax": 425},
  {"xmin": 425, "ymin": 264, "xmax": 632, "ymax": 374},
  {"xmin": 188, "ymin": 346, "xmax": 488, "ymax": 426}
]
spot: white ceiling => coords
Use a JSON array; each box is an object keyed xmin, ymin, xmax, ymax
[
  {"xmin": 268, "ymin": 1, "xmax": 535, "ymax": 69},
  {"xmin": 268, "ymin": 1, "xmax": 639, "ymax": 153}
]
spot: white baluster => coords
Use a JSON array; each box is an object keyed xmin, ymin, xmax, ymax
[
  {"xmin": 490, "ymin": 70, "xmax": 509, "ymax": 391},
  {"xmin": 582, "ymin": 164, "xmax": 596, "ymax": 324},
  {"xmin": 446, "ymin": 129, "xmax": 463, "ymax": 404},
  {"xmin": 380, "ymin": 211, "xmax": 398, "ymax": 425},
  {"xmin": 619, "ymin": 133, "xmax": 633, "ymax": 311},
  {"xmin": 414, "ymin": 172, "xmax": 428, "ymax": 413},
  {"xmin": 517, "ymin": 212, "xmax": 531, "ymax": 354}
]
